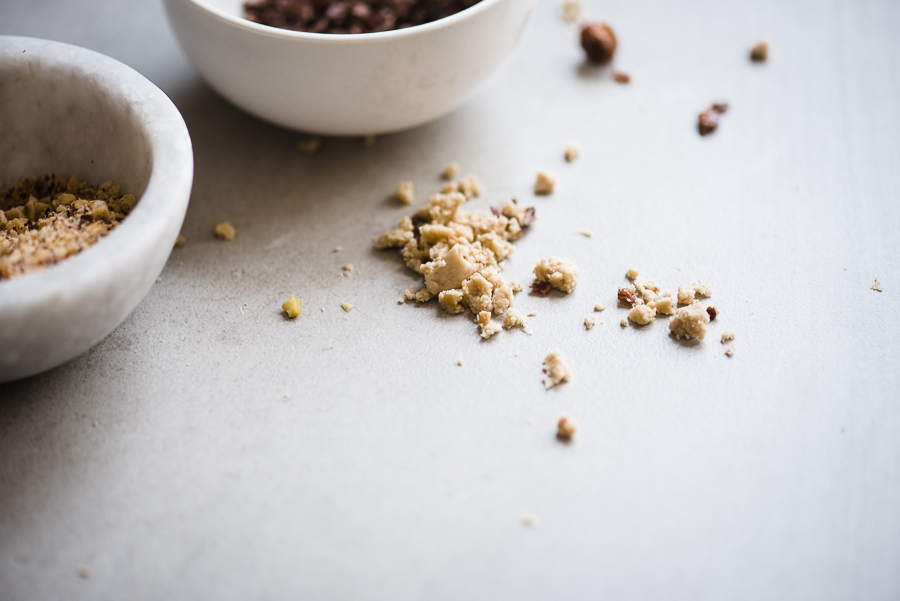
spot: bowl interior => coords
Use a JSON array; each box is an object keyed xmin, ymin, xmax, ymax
[{"xmin": 0, "ymin": 54, "xmax": 152, "ymax": 198}]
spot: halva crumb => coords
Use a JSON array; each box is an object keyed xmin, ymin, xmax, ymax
[
  {"xmin": 594, "ymin": 303, "xmax": 606, "ymax": 311},
  {"xmin": 677, "ymin": 284, "xmax": 695, "ymax": 305},
  {"xmin": 557, "ymin": 416, "xmax": 578, "ymax": 441},
  {"xmin": 174, "ymin": 234, "xmax": 186, "ymax": 248},
  {"xmin": 706, "ymin": 305, "xmax": 718, "ymax": 321},
  {"xmin": 442, "ymin": 162, "xmax": 460, "ymax": 180},
  {"xmin": 521, "ymin": 513, "xmax": 539, "ymax": 527},
  {"xmin": 620, "ymin": 317, "xmax": 628, "ymax": 327},
  {"xmin": 692, "ymin": 280, "xmax": 713, "ymax": 297},
  {"xmin": 477, "ymin": 310, "xmax": 502, "ymax": 339},
  {"xmin": 542, "ymin": 350, "xmax": 572, "ymax": 389},
  {"xmin": 628, "ymin": 304, "xmax": 656, "ymax": 325},
  {"xmin": 872, "ymin": 278, "xmax": 883, "ymax": 292},
  {"xmin": 214, "ymin": 221, "xmax": 236, "ymax": 240},
  {"xmin": 725, "ymin": 343, "xmax": 736, "ymax": 357},
  {"xmin": 561, "ymin": 0, "xmax": 582, "ymax": 24},
  {"xmin": 341, "ymin": 301, "xmax": 353, "ymax": 312},
  {"xmin": 669, "ymin": 302, "xmax": 710, "ymax": 340},
  {"xmin": 0, "ymin": 175, "xmax": 137, "ymax": 279},
  {"xmin": 584, "ymin": 315, "xmax": 596, "ymax": 329},
  {"xmin": 377, "ymin": 185, "xmax": 535, "ymax": 338},
  {"xmin": 577, "ymin": 230, "xmax": 592, "ymax": 238},
  {"xmin": 721, "ymin": 329, "xmax": 735, "ymax": 343},
  {"xmin": 626, "ymin": 268, "xmax": 639, "ymax": 280},
  {"xmin": 503, "ymin": 307, "xmax": 531, "ymax": 333},
  {"xmin": 458, "ymin": 175, "xmax": 483, "ymax": 200},
  {"xmin": 342, "ymin": 262, "xmax": 353, "ymax": 276},
  {"xmin": 395, "ymin": 181, "xmax": 414, "ymax": 205},
  {"xmin": 282, "ymin": 296, "xmax": 302, "ymax": 317},
  {"xmin": 534, "ymin": 171, "xmax": 557, "ymax": 195},
  {"xmin": 564, "ymin": 142, "xmax": 582, "ymax": 162},
  {"xmin": 533, "ymin": 256, "xmax": 579, "ymax": 293}
]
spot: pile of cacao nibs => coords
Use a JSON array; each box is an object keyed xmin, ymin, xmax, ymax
[{"xmin": 244, "ymin": 0, "xmax": 481, "ymax": 34}]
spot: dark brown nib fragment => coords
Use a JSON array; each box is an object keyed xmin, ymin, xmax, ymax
[
  {"xmin": 617, "ymin": 286, "xmax": 638, "ymax": 306},
  {"xmin": 612, "ymin": 71, "xmax": 630, "ymax": 84},
  {"xmin": 750, "ymin": 41, "xmax": 769, "ymax": 62},
  {"xmin": 530, "ymin": 280, "xmax": 552, "ymax": 295},
  {"xmin": 706, "ymin": 306, "xmax": 718, "ymax": 321},
  {"xmin": 698, "ymin": 103, "xmax": 729, "ymax": 136},
  {"xmin": 244, "ymin": 0, "xmax": 481, "ymax": 34},
  {"xmin": 580, "ymin": 22, "xmax": 617, "ymax": 65}
]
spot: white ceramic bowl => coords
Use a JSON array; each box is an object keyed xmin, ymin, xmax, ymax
[
  {"xmin": 163, "ymin": 0, "xmax": 535, "ymax": 135},
  {"xmin": 0, "ymin": 37, "xmax": 193, "ymax": 383}
]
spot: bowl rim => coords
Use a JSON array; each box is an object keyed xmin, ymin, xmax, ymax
[
  {"xmin": 0, "ymin": 36, "xmax": 193, "ymax": 302},
  {"xmin": 183, "ymin": 0, "xmax": 503, "ymax": 42}
]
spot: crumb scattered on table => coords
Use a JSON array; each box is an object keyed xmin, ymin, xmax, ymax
[
  {"xmin": 333, "ymin": 245, "xmax": 342, "ymax": 253},
  {"xmin": 872, "ymin": 278, "xmax": 883, "ymax": 292},
  {"xmin": 669, "ymin": 303, "xmax": 710, "ymax": 340},
  {"xmin": 628, "ymin": 304, "xmax": 656, "ymax": 325},
  {"xmin": 503, "ymin": 307, "xmax": 531, "ymax": 333},
  {"xmin": 342, "ymin": 263, "xmax": 353, "ymax": 277},
  {"xmin": 282, "ymin": 295, "xmax": 302, "ymax": 318},
  {"xmin": 706, "ymin": 305, "xmax": 718, "ymax": 321},
  {"xmin": 564, "ymin": 142, "xmax": 582, "ymax": 162},
  {"xmin": 457, "ymin": 358, "xmax": 464, "ymax": 366},
  {"xmin": 534, "ymin": 171, "xmax": 557, "ymax": 195},
  {"xmin": 442, "ymin": 162, "xmax": 460, "ymax": 180},
  {"xmin": 477, "ymin": 310, "xmax": 502, "ymax": 339},
  {"xmin": 214, "ymin": 221, "xmax": 235, "ymax": 240},
  {"xmin": 620, "ymin": 317, "xmax": 628, "ymax": 327},
  {"xmin": 725, "ymin": 343, "xmax": 736, "ymax": 357},
  {"xmin": 542, "ymin": 350, "xmax": 572, "ymax": 389},
  {"xmin": 341, "ymin": 301, "xmax": 353, "ymax": 312},
  {"xmin": 395, "ymin": 181, "xmax": 414, "ymax": 205},
  {"xmin": 174, "ymin": 234, "xmax": 186, "ymax": 248},
  {"xmin": 77, "ymin": 566, "xmax": 91, "ymax": 579},
  {"xmin": 533, "ymin": 256, "xmax": 579, "ymax": 293},
  {"xmin": 584, "ymin": 315, "xmax": 596, "ymax": 329},
  {"xmin": 721, "ymin": 329, "xmax": 735, "ymax": 343}
]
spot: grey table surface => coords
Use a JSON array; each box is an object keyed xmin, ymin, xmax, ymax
[{"xmin": 2, "ymin": 0, "xmax": 899, "ymax": 599}]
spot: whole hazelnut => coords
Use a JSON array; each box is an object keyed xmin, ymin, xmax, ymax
[{"xmin": 580, "ymin": 22, "xmax": 617, "ymax": 65}]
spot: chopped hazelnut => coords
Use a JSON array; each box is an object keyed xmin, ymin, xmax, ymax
[
  {"xmin": 580, "ymin": 22, "xmax": 617, "ymax": 65},
  {"xmin": 594, "ymin": 303, "xmax": 606, "ymax": 312},
  {"xmin": 721, "ymin": 330, "xmax": 735, "ymax": 343},
  {"xmin": 561, "ymin": 0, "xmax": 582, "ymax": 24},
  {"xmin": 564, "ymin": 142, "xmax": 582, "ymax": 162},
  {"xmin": 174, "ymin": 234, "xmax": 186, "ymax": 248},
  {"xmin": 533, "ymin": 256, "xmax": 579, "ymax": 293},
  {"xmin": 750, "ymin": 41, "xmax": 769, "ymax": 62},
  {"xmin": 557, "ymin": 416, "xmax": 578, "ymax": 441}
]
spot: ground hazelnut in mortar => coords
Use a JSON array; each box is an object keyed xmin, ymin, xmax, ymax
[{"xmin": 0, "ymin": 175, "xmax": 137, "ymax": 280}]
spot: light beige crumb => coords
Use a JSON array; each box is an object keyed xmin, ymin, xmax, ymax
[
  {"xmin": 457, "ymin": 358, "xmax": 464, "ymax": 366},
  {"xmin": 395, "ymin": 181, "xmax": 414, "ymax": 205},
  {"xmin": 363, "ymin": 134, "xmax": 376, "ymax": 147},
  {"xmin": 510, "ymin": 280, "xmax": 523, "ymax": 293},
  {"xmin": 442, "ymin": 162, "xmax": 460, "ymax": 180},
  {"xmin": 213, "ymin": 221, "xmax": 236, "ymax": 241},
  {"xmin": 297, "ymin": 137, "xmax": 321, "ymax": 154},
  {"xmin": 403, "ymin": 286, "xmax": 417, "ymax": 301},
  {"xmin": 628, "ymin": 304, "xmax": 656, "ymax": 325},
  {"xmin": 594, "ymin": 303, "xmax": 606, "ymax": 312},
  {"xmin": 564, "ymin": 141, "xmax": 582, "ymax": 161},
  {"xmin": 647, "ymin": 294, "xmax": 676, "ymax": 315},
  {"xmin": 477, "ymin": 310, "xmax": 501, "ymax": 339},
  {"xmin": 542, "ymin": 350, "xmax": 572, "ymax": 389},
  {"xmin": 557, "ymin": 416, "xmax": 578, "ymax": 441},
  {"xmin": 397, "ymin": 298, "xmax": 405, "ymax": 304},
  {"xmin": 155, "ymin": 278, "xmax": 161, "ymax": 283},
  {"xmin": 725, "ymin": 343, "xmax": 736, "ymax": 357},
  {"xmin": 414, "ymin": 288, "xmax": 434, "ymax": 303},
  {"xmin": 341, "ymin": 301, "xmax": 353, "ymax": 312},
  {"xmin": 620, "ymin": 317, "xmax": 628, "ymax": 327},
  {"xmin": 334, "ymin": 245, "xmax": 342, "ymax": 253},
  {"xmin": 677, "ymin": 284, "xmax": 695, "ymax": 305},
  {"xmin": 584, "ymin": 315, "xmax": 596, "ymax": 329},
  {"xmin": 527, "ymin": 310, "xmax": 537, "ymax": 317},
  {"xmin": 872, "ymin": 278, "xmax": 883, "ymax": 292},
  {"xmin": 721, "ymin": 330, "xmax": 735, "ymax": 343},
  {"xmin": 342, "ymin": 262, "xmax": 353, "ymax": 276},
  {"xmin": 503, "ymin": 307, "xmax": 531, "ymax": 333},
  {"xmin": 533, "ymin": 256, "xmax": 579, "ymax": 293},
  {"xmin": 669, "ymin": 303, "xmax": 710, "ymax": 340},
  {"xmin": 515, "ymin": 351, "xmax": 521, "ymax": 357},
  {"xmin": 561, "ymin": 0, "xmax": 582, "ymax": 23},
  {"xmin": 692, "ymin": 280, "xmax": 713, "ymax": 297},
  {"xmin": 458, "ymin": 175, "xmax": 483, "ymax": 199},
  {"xmin": 440, "ymin": 181, "xmax": 459, "ymax": 194},
  {"xmin": 626, "ymin": 268, "xmax": 640, "ymax": 280},
  {"xmin": 77, "ymin": 566, "xmax": 91, "ymax": 579},
  {"xmin": 534, "ymin": 171, "xmax": 557, "ymax": 195},
  {"xmin": 521, "ymin": 513, "xmax": 539, "ymax": 527},
  {"xmin": 92, "ymin": 421, "xmax": 98, "ymax": 428},
  {"xmin": 320, "ymin": 307, "xmax": 325, "ymax": 312},
  {"xmin": 174, "ymin": 234, "xmax": 186, "ymax": 248},
  {"xmin": 577, "ymin": 230, "xmax": 592, "ymax": 238},
  {"xmin": 282, "ymin": 296, "xmax": 302, "ymax": 318}
]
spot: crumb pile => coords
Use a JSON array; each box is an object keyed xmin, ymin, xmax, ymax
[
  {"xmin": 617, "ymin": 271, "xmax": 716, "ymax": 341},
  {"xmin": 377, "ymin": 174, "xmax": 537, "ymax": 339},
  {"xmin": 0, "ymin": 175, "xmax": 137, "ymax": 280}
]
